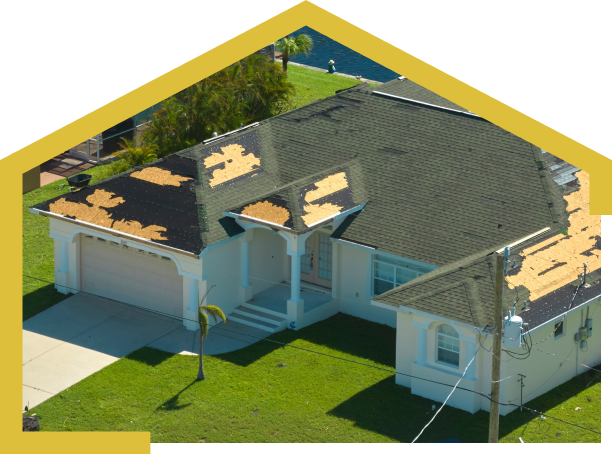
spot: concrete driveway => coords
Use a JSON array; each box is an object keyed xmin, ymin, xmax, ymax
[{"xmin": 23, "ymin": 292, "xmax": 270, "ymax": 409}]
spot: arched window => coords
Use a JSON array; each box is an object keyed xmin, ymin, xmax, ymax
[{"xmin": 437, "ymin": 324, "xmax": 460, "ymax": 367}]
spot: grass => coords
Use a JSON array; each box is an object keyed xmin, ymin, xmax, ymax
[
  {"xmin": 25, "ymin": 314, "xmax": 600, "ymax": 443},
  {"xmin": 22, "ymin": 64, "xmax": 363, "ymax": 321},
  {"xmin": 284, "ymin": 62, "xmax": 375, "ymax": 109}
]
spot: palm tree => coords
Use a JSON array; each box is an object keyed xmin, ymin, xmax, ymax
[
  {"xmin": 275, "ymin": 33, "xmax": 314, "ymax": 73},
  {"xmin": 196, "ymin": 285, "xmax": 226, "ymax": 381}
]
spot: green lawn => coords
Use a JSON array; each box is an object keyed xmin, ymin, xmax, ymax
[
  {"xmin": 22, "ymin": 65, "xmax": 367, "ymax": 321},
  {"xmin": 25, "ymin": 314, "xmax": 600, "ymax": 443},
  {"xmin": 284, "ymin": 62, "xmax": 375, "ymax": 109}
]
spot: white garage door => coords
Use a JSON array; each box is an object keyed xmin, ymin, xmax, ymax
[{"xmin": 80, "ymin": 234, "xmax": 183, "ymax": 318}]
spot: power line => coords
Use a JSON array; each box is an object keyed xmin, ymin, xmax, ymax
[
  {"xmin": 22, "ymin": 274, "xmax": 601, "ymax": 436},
  {"xmin": 412, "ymin": 344, "xmax": 481, "ymax": 442}
]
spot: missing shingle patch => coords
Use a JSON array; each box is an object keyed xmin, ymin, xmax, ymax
[
  {"xmin": 304, "ymin": 172, "xmax": 348, "ymax": 202},
  {"xmin": 506, "ymin": 171, "xmax": 600, "ymax": 299},
  {"xmin": 203, "ymin": 143, "xmax": 261, "ymax": 187},
  {"xmin": 302, "ymin": 203, "xmax": 344, "ymax": 227},
  {"xmin": 242, "ymin": 200, "xmax": 290, "ymax": 226},
  {"xmin": 49, "ymin": 189, "xmax": 167, "ymax": 240},
  {"xmin": 301, "ymin": 172, "xmax": 349, "ymax": 226},
  {"xmin": 130, "ymin": 167, "xmax": 193, "ymax": 187}
]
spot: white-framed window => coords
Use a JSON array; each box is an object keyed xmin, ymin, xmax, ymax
[
  {"xmin": 372, "ymin": 255, "xmax": 430, "ymax": 295},
  {"xmin": 437, "ymin": 324, "xmax": 460, "ymax": 367},
  {"xmin": 554, "ymin": 320, "xmax": 564, "ymax": 339}
]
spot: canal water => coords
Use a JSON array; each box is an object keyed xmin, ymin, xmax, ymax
[{"xmin": 287, "ymin": 26, "xmax": 400, "ymax": 83}]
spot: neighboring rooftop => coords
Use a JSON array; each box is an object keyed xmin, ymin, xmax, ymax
[{"xmin": 33, "ymin": 81, "xmax": 566, "ymax": 269}]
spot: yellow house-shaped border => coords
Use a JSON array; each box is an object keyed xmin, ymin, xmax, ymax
[{"xmin": 2, "ymin": 2, "xmax": 608, "ymax": 452}]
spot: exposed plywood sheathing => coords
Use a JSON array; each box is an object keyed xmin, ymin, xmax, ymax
[
  {"xmin": 49, "ymin": 189, "xmax": 167, "ymax": 241},
  {"xmin": 242, "ymin": 200, "xmax": 290, "ymax": 226},
  {"xmin": 506, "ymin": 171, "xmax": 600, "ymax": 299},
  {"xmin": 203, "ymin": 143, "xmax": 260, "ymax": 187},
  {"xmin": 304, "ymin": 172, "xmax": 348, "ymax": 202},
  {"xmin": 302, "ymin": 202, "xmax": 343, "ymax": 226},
  {"xmin": 130, "ymin": 167, "xmax": 193, "ymax": 187},
  {"xmin": 301, "ymin": 172, "xmax": 348, "ymax": 226}
]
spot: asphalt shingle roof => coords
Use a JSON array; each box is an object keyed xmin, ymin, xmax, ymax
[
  {"xmin": 33, "ymin": 82, "xmax": 566, "ymax": 271},
  {"xmin": 373, "ymin": 154, "xmax": 600, "ymax": 328}
]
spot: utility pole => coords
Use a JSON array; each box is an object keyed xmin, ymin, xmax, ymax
[{"xmin": 488, "ymin": 247, "xmax": 508, "ymax": 443}]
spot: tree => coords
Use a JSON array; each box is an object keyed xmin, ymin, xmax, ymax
[
  {"xmin": 99, "ymin": 137, "xmax": 158, "ymax": 179},
  {"xmin": 142, "ymin": 54, "xmax": 295, "ymax": 157},
  {"xmin": 275, "ymin": 33, "xmax": 314, "ymax": 73},
  {"xmin": 196, "ymin": 285, "xmax": 226, "ymax": 381}
]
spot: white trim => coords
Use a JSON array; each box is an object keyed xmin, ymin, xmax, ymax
[
  {"xmin": 39, "ymin": 210, "xmax": 199, "ymax": 257},
  {"xmin": 495, "ymin": 227, "xmax": 551, "ymax": 253},
  {"xmin": 225, "ymin": 211, "xmax": 288, "ymax": 230},
  {"xmin": 372, "ymin": 91, "xmax": 480, "ymax": 118},
  {"xmin": 201, "ymin": 122, "xmax": 259, "ymax": 144},
  {"xmin": 304, "ymin": 203, "xmax": 367, "ymax": 229},
  {"xmin": 411, "ymin": 319, "xmax": 476, "ymax": 344},
  {"xmin": 330, "ymin": 237, "xmax": 376, "ymax": 251}
]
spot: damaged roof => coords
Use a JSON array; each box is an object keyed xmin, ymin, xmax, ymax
[
  {"xmin": 33, "ymin": 81, "xmax": 566, "ymax": 264},
  {"xmin": 226, "ymin": 161, "xmax": 366, "ymax": 233},
  {"xmin": 373, "ymin": 162, "xmax": 601, "ymax": 328}
]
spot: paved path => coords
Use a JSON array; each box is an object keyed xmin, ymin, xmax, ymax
[{"xmin": 23, "ymin": 293, "xmax": 270, "ymax": 409}]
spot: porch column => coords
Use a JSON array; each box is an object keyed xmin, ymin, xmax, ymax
[
  {"xmin": 189, "ymin": 278, "xmax": 199, "ymax": 311},
  {"xmin": 184, "ymin": 277, "xmax": 201, "ymax": 331},
  {"xmin": 416, "ymin": 327, "xmax": 427, "ymax": 365},
  {"xmin": 239, "ymin": 230, "xmax": 253, "ymax": 303},
  {"xmin": 287, "ymin": 251, "xmax": 304, "ymax": 330},
  {"xmin": 465, "ymin": 340, "xmax": 477, "ymax": 380},
  {"xmin": 56, "ymin": 239, "xmax": 70, "ymax": 294}
]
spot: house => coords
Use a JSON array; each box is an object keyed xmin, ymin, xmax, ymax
[{"xmin": 29, "ymin": 77, "xmax": 600, "ymax": 414}]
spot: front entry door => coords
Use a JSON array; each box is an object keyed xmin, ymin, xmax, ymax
[{"xmin": 300, "ymin": 231, "xmax": 332, "ymax": 288}]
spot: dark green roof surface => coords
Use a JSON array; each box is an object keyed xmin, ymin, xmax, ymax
[
  {"xmin": 374, "ymin": 77, "xmax": 470, "ymax": 112},
  {"xmin": 33, "ymin": 81, "xmax": 566, "ymax": 270},
  {"xmin": 373, "ymin": 153, "xmax": 593, "ymax": 328}
]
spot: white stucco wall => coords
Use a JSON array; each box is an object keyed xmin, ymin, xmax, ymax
[
  {"xmin": 248, "ymin": 228, "xmax": 286, "ymax": 294},
  {"xmin": 334, "ymin": 242, "xmax": 397, "ymax": 327},
  {"xmin": 500, "ymin": 301, "xmax": 601, "ymax": 414},
  {"xmin": 394, "ymin": 299, "xmax": 601, "ymax": 415}
]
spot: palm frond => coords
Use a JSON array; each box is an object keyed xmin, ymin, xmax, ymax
[
  {"xmin": 198, "ymin": 309, "xmax": 209, "ymax": 339},
  {"xmin": 201, "ymin": 305, "xmax": 227, "ymax": 325}
]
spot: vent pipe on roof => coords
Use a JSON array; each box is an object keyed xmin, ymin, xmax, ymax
[{"xmin": 212, "ymin": 132, "xmax": 218, "ymax": 137}]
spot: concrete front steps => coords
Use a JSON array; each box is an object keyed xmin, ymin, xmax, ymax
[{"xmin": 227, "ymin": 304, "xmax": 287, "ymax": 333}]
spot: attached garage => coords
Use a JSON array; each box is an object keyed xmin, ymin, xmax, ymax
[{"xmin": 80, "ymin": 234, "xmax": 183, "ymax": 318}]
